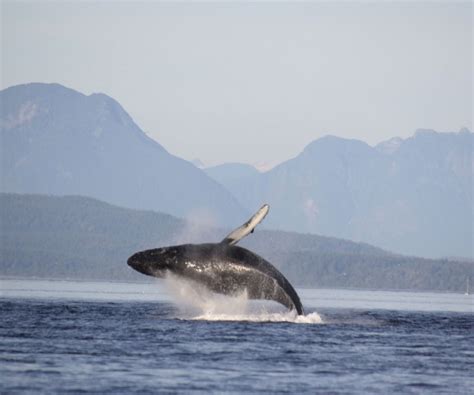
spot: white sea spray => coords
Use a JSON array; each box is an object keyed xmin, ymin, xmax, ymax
[{"xmin": 164, "ymin": 274, "xmax": 322, "ymax": 324}]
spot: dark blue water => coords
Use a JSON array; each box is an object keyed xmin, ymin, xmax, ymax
[{"xmin": 1, "ymin": 297, "xmax": 473, "ymax": 394}]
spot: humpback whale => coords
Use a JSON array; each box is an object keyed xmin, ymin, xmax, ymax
[{"xmin": 127, "ymin": 205, "xmax": 304, "ymax": 315}]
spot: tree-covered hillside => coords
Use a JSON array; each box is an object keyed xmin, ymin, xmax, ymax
[{"xmin": 1, "ymin": 193, "xmax": 471, "ymax": 292}]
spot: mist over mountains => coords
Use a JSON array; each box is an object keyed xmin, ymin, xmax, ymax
[{"xmin": 1, "ymin": 83, "xmax": 472, "ymax": 259}]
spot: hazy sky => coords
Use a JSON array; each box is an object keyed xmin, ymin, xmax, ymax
[{"xmin": 2, "ymin": 1, "xmax": 472, "ymax": 166}]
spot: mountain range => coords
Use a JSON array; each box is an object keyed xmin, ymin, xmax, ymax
[
  {"xmin": 0, "ymin": 83, "xmax": 246, "ymax": 226},
  {"xmin": 1, "ymin": 83, "xmax": 472, "ymax": 258},
  {"xmin": 206, "ymin": 130, "xmax": 473, "ymax": 258}
]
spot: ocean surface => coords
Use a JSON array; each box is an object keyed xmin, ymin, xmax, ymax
[{"xmin": 1, "ymin": 279, "xmax": 473, "ymax": 394}]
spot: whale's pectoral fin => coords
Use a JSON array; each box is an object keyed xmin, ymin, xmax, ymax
[{"xmin": 221, "ymin": 204, "xmax": 269, "ymax": 246}]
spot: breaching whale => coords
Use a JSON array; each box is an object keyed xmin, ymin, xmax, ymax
[{"xmin": 127, "ymin": 205, "xmax": 304, "ymax": 315}]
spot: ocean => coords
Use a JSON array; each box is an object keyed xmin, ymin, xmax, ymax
[{"xmin": 1, "ymin": 279, "xmax": 473, "ymax": 394}]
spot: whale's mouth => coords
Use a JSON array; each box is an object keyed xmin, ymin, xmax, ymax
[
  {"xmin": 127, "ymin": 252, "xmax": 144, "ymax": 271},
  {"xmin": 127, "ymin": 251, "xmax": 168, "ymax": 278}
]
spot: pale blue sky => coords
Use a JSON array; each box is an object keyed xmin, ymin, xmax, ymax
[{"xmin": 2, "ymin": 1, "xmax": 472, "ymax": 166}]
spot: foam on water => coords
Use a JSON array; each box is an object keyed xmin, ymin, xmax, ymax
[
  {"xmin": 193, "ymin": 311, "xmax": 323, "ymax": 324},
  {"xmin": 164, "ymin": 274, "xmax": 323, "ymax": 324}
]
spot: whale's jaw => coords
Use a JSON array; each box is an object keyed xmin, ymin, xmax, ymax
[{"xmin": 127, "ymin": 248, "xmax": 174, "ymax": 278}]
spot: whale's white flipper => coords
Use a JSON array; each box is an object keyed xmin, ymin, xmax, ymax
[{"xmin": 221, "ymin": 204, "xmax": 269, "ymax": 246}]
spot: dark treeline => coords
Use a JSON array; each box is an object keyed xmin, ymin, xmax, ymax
[{"xmin": 1, "ymin": 193, "xmax": 471, "ymax": 292}]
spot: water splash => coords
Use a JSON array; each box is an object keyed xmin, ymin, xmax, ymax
[
  {"xmin": 171, "ymin": 209, "xmax": 219, "ymax": 245},
  {"xmin": 164, "ymin": 274, "xmax": 323, "ymax": 324}
]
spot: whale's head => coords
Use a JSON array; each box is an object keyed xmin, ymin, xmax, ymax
[{"xmin": 127, "ymin": 247, "xmax": 180, "ymax": 278}]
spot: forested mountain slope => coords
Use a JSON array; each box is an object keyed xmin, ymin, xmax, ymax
[{"xmin": 1, "ymin": 194, "xmax": 471, "ymax": 292}]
